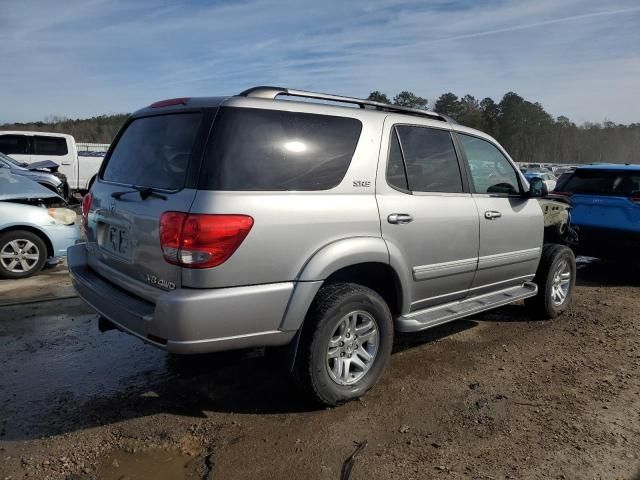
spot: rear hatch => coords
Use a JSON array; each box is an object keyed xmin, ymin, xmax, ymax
[
  {"xmin": 560, "ymin": 168, "xmax": 640, "ymax": 232},
  {"xmin": 85, "ymin": 109, "xmax": 211, "ymax": 302}
]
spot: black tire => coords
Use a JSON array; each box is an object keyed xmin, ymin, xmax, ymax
[
  {"xmin": 525, "ymin": 244, "xmax": 576, "ymax": 318},
  {"xmin": 0, "ymin": 230, "xmax": 48, "ymax": 279},
  {"xmin": 294, "ymin": 283, "xmax": 394, "ymax": 406}
]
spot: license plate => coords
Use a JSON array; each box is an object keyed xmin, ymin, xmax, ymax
[{"xmin": 104, "ymin": 225, "xmax": 130, "ymax": 259}]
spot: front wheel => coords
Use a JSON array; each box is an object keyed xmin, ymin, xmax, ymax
[
  {"xmin": 525, "ymin": 244, "xmax": 576, "ymax": 318},
  {"xmin": 294, "ymin": 283, "xmax": 393, "ymax": 406},
  {"xmin": 0, "ymin": 230, "xmax": 48, "ymax": 279}
]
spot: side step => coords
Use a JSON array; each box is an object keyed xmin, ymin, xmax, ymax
[{"xmin": 395, "ymin": 282, "xmax": 538, "ymax": 333}]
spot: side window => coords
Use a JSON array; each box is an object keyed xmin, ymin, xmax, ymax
[
  {"xmin": 386, "ymin": 129, "xmax": 409, "ymax": 191},
  {"xmin": 0, "ymin": 135, "xmax": 29, "ymax": 155},
  {"xmin": 33, "ymin": 136, "xmax": 68, "ymax": 156},
  {"xmin": 459, "ymin": 134, "xmax": 520, "ymax": 195},
  {"xmin": 393, "ymin": 125, "xmax": 463, "ymax": 193}
]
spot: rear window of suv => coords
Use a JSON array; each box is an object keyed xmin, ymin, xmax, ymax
[
  {"xmin": 102, "ymin": 113, "xmax": 202, "ymax": 190},
  {"xmin": 562, "ymin": 169, "xmax": 640, "ymax": 196},
  {"xmin": 200, "ymin": 107, "xmax": 362, "ymax": 191}
]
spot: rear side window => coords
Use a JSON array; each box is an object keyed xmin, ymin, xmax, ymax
[
  {"xmin": 562, "ymin": 170, "xmax": 640, "ymax": 196},
  {"xmin": 33, "ymin": 136, "xmax": 68, "ymax": 156},
  {"xmin": 201, "ymin": 107, "xmax": 362, "ymax": 191},
  {"xmin": 391, "ymin": 125, "xmax": 463, "ymax": 193},
  {"xmin": 0, "ymin": 135, "xmax": 29, "ymax": 155},
  {"xmin": 102, "ymin": 113, "xmax": 202, "ymax": 190}
]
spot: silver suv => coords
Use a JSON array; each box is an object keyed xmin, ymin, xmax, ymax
[{"xmin": 68, "ymin": 87, "xmax": 576, "ymax": 406}]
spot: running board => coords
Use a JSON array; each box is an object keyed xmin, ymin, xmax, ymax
[{"xmin": 395, "ymin": 282, "xmax": 538, "ymax": 333}]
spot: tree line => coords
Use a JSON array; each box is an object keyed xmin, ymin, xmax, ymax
[
  {"xmin": 369, "ymin": 90, "xmax": 640, "ymax": 165},
  {"xmin": 2, "ymin": 91, "xmax": 639, "ymax": 164}
]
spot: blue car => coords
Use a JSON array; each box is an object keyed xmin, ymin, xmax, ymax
[
  {"xmin": 0, "ymin": 170, "xmax": 80, "ymax": 279},
  {"xmin": 555, "ymin": 164, "xmax": 640, "ymax": 259}
]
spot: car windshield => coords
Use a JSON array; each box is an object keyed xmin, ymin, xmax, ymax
[{"xmin": 0, "ymin": 152, "xmax": 26, "ymax": 167}]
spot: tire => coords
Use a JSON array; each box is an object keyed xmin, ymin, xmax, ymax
[
  {"xmin": 525, "ymin": 244, "xmax": 576, "ymax": 318},
  {"xmin": 294, "ymin": 282, "xmax": 394, "ymax": 406},
  {"xmin": 0, "ymin": 230, "xmax": 48, "ymax": 279}
]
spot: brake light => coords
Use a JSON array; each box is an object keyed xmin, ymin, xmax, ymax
[
  {"xmin": 553, "ymin": 191, "xmax": 572, "ymax": 196},
  {"xmin": 629, "ymin": 194, "xmax": 640, "ymax": 204},
  {"xmin": 159, "ymin": 212, "xmax": 253, "ymax": 268},
  {"xmin": 149, "ymin": 97, "xmax": 190, "ymax": 108},
  {"xmin": 81, "ymin": 192, "xmax": 93, "ymax": 226}
]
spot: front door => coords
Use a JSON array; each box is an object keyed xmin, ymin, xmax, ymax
[
  {"xmin": 376, "ymin": 118, "xmax": 480, "ymax": 312},
  {"xmin": 456, "ymin": 132, "xmax": 543, "ymax": 295}
]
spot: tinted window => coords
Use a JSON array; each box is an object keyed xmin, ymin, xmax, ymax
[
  {"xmin": 562, "ymin": 169, "xmax": 640, "ymax": 196},
  {"xmin": 0, "ymin": 135, "xmax": 29, "ymax": 155},
  {"xmin": 387, "ymin": 129, "xmax": 408, "ymax": 191},
  {"xmin": 460, "ymin": 134, "xmax": 520, "ymax": 195},
  {"xmin": 102, "ymin": 113, "xmax": 202, "ymax": 190},
  {"xmin": 395, "ymin": 125, "xmax": 462, "ymax": 193},
  {"xmin": 201, "ymin": 107, "xmax": 362, "ymax": 191},
  {"xmin": 33, "ymin": 136, "xmax": 68, "ymax": 156}
]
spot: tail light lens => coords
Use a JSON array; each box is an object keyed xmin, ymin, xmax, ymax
[
  {"xmin": 81, "ymin": 192, "xmax": 93, "ymax": 226},
  {"xmin": 629, "ymin": 194, "xmax": 640, "ymax": 204},
  {"xmin": 553, "ymin": 191, "xmax": 572, "ymax": 197},
  {"xmin": 159, "ymin": 212, "xmax": 253, "ymax": 268}
]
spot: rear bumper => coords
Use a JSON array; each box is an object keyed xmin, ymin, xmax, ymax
[
  {"xmin": 67, "ymin": 244, "xmax": 296, "ymax": 354},
  {"xmin": 574, "ymin": 225, "xmax": 640, "ymax": 259}
]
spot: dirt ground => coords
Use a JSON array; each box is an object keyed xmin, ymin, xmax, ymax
[{"xmin": 0, "ymin": 259, "xmax": 639, "ymax": 480}]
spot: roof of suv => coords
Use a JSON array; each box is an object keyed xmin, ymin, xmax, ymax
[
  {"xmin": 133, "ymin": 86, "xmax": 504, "ymax": 148},
  {"xmin": 576, "ymin": 164, "xmax": 640, "ymax": 171}
]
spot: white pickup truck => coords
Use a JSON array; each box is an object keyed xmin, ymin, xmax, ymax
[{"xmin": 0, "ymin": 131, "xmax": 103, "ymax": 191}]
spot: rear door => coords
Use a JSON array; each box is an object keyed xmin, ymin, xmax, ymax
[
  {"xmin": 86, "ymin": 111, "xmax": 210, "ymax": 302},
  {"xmin": 456, "ymin": 132, "xmax": 542, "ymax": 295},
  {"xmin": 32, "ymin": 135, "xmax": 73, "ymax": 181},
  {"xmin": 377, "ymin": 118, "xmax": 480, "ymax": 311}
]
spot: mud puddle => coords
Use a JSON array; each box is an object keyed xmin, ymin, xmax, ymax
[{"xmin": 96, "ymin": 448, "xmax": 200, "ymax": 480}]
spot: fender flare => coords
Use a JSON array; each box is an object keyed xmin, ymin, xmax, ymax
[{"xmin": 279, "ymin": 236, "xmax": 411, "ymax": 332}]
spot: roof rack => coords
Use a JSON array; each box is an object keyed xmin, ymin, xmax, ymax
[{"xmin": 238, "ymin": 86, "xmax": 451, "ymax": 123}]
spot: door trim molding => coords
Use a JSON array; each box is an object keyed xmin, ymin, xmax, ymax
[
  {"xmin": 477, "ymin": 247, "xmax": 540, "ymax": 270},
  {"xmin": 412, "ymin": 257, "xmax": 477, "ymax": 281}
]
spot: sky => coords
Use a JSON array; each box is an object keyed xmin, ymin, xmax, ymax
[{"xmin": 1, "ymin": 0, "xmax": 639, "ymax": 124}]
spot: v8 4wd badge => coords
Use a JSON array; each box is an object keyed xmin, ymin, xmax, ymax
[{"xmin": 145, "ymin": 273, "xmax": 176, "ymax": 290}]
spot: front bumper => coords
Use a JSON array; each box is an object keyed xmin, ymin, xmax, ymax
[{"xmin": 67, "ymin": 244, "xmax": 296, "ymax": 354}]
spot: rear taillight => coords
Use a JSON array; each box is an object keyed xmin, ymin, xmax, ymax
[
  {"xmin": 553, "ymin": 191, "xmax": 572, "ymax": 196},
  {"xmin": 81, "ymin": 192, "xmax": 93, "ymax": 226},
  {"xmin": 629, "ymin": 195, "xmax": 640, "ymax": 204},
  {"xmin": 159, "ymin": 212, "xmax": 253, "ymax": 268}
]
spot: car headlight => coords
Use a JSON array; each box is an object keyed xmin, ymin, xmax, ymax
[{"xmin": 47, "ymin": 208, "xmax": 77, "ymax": 225}]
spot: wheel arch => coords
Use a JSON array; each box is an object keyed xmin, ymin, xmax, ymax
[{"xmin": 0, "ymin": 225, "xmax": 54, "ymax": 258}]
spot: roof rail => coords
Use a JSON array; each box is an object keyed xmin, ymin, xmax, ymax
[{"xmin": 238, "ymin": 86, "xmax": 451, "ymax": 123}]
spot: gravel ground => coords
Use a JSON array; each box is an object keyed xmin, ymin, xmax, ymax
[{"xmin": 0, "ymin": 259, "xmax": 639, "ymax": 480}]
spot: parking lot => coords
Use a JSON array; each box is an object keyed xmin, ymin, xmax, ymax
[{"xmin": 0, "ymin": 258, "xmax": 638, "ymax": 480}]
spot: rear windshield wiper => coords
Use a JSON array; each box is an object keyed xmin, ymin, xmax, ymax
[{"xmin": 111, "ymin": 186, "xmax": 167, "ymax": 200}]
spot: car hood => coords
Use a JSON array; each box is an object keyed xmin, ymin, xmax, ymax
[
  {"xmin": 27, "ymin": 160, "xmax": 60, "ymax": 172},
  {"xmin": 0, "ymin": 169, "xmax": 62, "ymax": 201}
]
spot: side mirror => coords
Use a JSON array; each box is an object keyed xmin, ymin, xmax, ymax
[{"xmin": 528, "ymin": 177, "xmax": 548, "ymax": 197}]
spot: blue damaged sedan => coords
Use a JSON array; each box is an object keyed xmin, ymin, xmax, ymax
[{"xmin": 0, "ymin": 170, "xmax": 80, "ymax": 279}]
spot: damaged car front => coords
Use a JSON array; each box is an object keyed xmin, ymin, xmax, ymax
[
  {"xmin": 0, "ymin": 170, "xmax": 79, "ymax": 279},
  {"xmin": 0, "ymin": 152, "xmax": 69, "ymax": 199}
]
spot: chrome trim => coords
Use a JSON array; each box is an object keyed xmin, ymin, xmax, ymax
[
  {"xmin": 412, "ymin": 257, "xmax": 477, "ymax": 281},
  {"xmin": 477, "ymin": 247, "xmax": 540, "ymax": 270}
]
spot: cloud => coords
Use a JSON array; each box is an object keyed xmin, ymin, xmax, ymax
[{"xmin": 1, "ymin": 0, "xmax": 639, "ymax": 124}]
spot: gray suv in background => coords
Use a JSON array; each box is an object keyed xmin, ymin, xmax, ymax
[{"xmin": 68, "ymin": 87, "xmax": 576, "ymax": 406}]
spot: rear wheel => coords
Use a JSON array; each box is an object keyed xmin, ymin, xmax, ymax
[
  {"xmin": 294, "ymin": 283, "xmax": 393, "ymax": 406},
  {"xmin": 525, "ymin": 244, "xmax": 576, "ymax": 318},
  {"xmin": 0, "ymin": 230, "xmax": 48, "ymax": 279}
]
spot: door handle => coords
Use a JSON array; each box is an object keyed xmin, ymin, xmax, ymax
[
  {"xmin": 484, "ymin": 210, "xmax": 502, "ymax": 220},
  {"xmin": 388, "ymin": 213, "xmax": 414, "ymax": 224}
]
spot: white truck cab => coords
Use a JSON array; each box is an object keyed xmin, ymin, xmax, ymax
[{"xmin": 0, "ymin": 131, "xmax": 102, "ymax": 191}]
